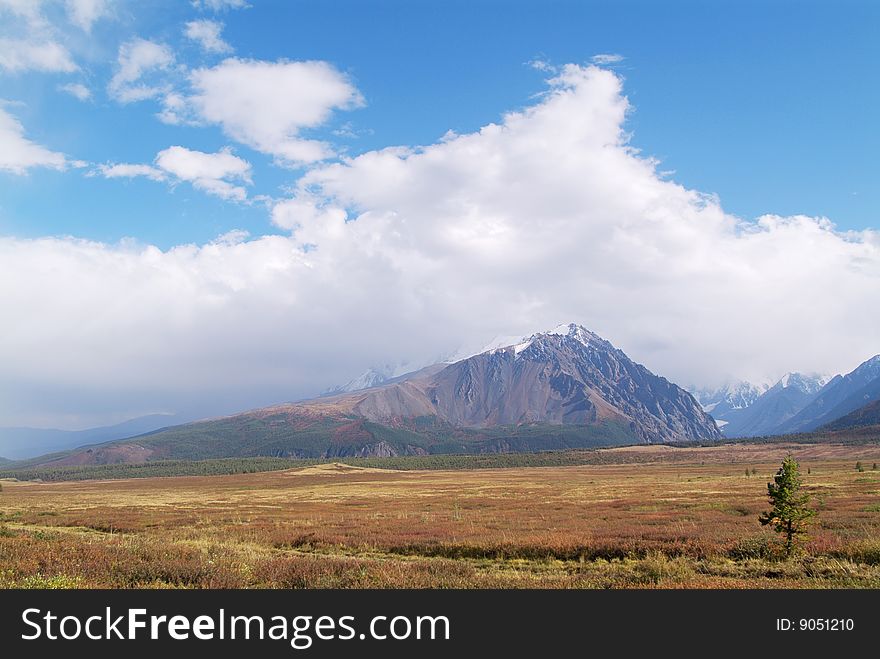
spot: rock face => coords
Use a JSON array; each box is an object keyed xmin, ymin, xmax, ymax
[{"xmin": 322, "ymin": 323, "xmax": 721, "ymax": 443}]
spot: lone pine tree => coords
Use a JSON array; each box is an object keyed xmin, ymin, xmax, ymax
[{"xmin": 758, "ymin": 456, "xmax": 815, "ymax": 557}]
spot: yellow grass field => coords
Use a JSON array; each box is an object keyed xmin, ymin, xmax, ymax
[{"xmin": 2, "ymin": 443, "xmax": 880, "ymax": 588}]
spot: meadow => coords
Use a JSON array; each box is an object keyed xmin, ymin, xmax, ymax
[{"xmin": 2, "ymin": 442, "xmax": 880, "ymax": 589}]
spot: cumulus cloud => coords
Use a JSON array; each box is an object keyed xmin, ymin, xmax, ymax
[
  {"xmin": 58, "ymin": 82, "xmax": 92, "ymax": 101},
  {"xmin": 108, "ymin": 38, "xmax": 174, "ymax": 103},
  {"xmin": 155, "ymin": 145, "xmax": 251, "ymax": 200},
  {"xmin": 2, "ymin": 64, "xmax": 879, "ymax": 427},
  {"xmin": 161, "ymin": 58, "xmax": 363, "ymax": 165},
  {"xmin": 0, "ymin": 106, "xmax": 67, "ymax": 173},
  {"xmin": 97, "ymin": 146, "xmax": 251, "ymax": 201},
  {"xmin": 184, "ymin": 19, "xmax": 232, "ymax": 54}
]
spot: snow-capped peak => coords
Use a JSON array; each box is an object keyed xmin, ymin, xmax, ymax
[
  {"xmin": 324, "ymin": 363, "xmax": 415, "ymax": 395},
  {"xmin": 774, "ymin": 372, "xmax": 831, "ymax": 394},
  {"xmin": 452, "ymin": 323, "xmax": 604, "ymax": 362},
  {"xmin": 854, "ymin": 354, "xmax": 880, "ymax": 375},
  {"xmin": 541, "ymin": 322, "xmax": 603, "ymax": 346}
]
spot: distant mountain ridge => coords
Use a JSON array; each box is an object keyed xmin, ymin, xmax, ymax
[
  {"xmin": 8, "ymin": 327, "xmax": 877, "ymax": 467},
  {"xmin": 716, "ymin": 356, "xmax": 880, "ymax": 438},
  {"xmin": 775, "ymin": 356, "xmax": 880, "ymax": 434},
  {"xmin": 0, "ymin": 414, "xmax": 186, "ymax": 460},
  {"xmin": 691, "ymin": 380, "xmax": 770, "ymax": 427},
  {"xmin": 721, "ymin": 372, "xmax": 830, "ymax": 438},
  {"xmin": 23, "ymin": 323, "xmax": 720, "ymax": 467}
]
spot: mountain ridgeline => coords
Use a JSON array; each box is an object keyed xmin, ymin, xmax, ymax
[
  {"xmin": 702, "ymin": 356, "xmax": 880, "ymax": 438},
  {"xmin": 27, "ymin": 324, "xmax": 720, "ymax": 467}
]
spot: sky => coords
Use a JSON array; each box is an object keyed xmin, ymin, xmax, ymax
[{"xmin": 1, "ymin": 0, "xmax": 879, "ymax": 429}]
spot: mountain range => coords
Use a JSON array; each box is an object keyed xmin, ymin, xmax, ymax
[
  {"xmin": 4, "ymin": 323, "xmax": 878, "ymax": 468},
  {"xmin": 690, "ymin": 381, "xmax": 771, "ymax": 428},
  {"xmin": 700, "ymin": 356, "xmax": 880, "ymax": 438},
  {"xmin": 17, "ymin": 323, "xmax": 720, "ymax": 467}
]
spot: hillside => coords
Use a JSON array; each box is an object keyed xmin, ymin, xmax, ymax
[
  {"xmin": 24, "ymin": 324, "xmax": 719, "ymax": 467},
  {"xmin": 820, "ymin": 398, "xmax": 880, "ymax": 431}
]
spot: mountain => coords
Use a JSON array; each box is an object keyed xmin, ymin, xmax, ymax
[
  {"xmin": 721, "ymin": 372, "xmax": 830, "ymax": 438},
  {"xmin": 775, "ymin": 355, "xmax": 880, "ymax": 434},
  {"xmin": 691, "ymin": 380, "xmax": 770, "ymax": 427},
  {"xmin": 0, "ymin": 414, "xmax": 186, "ymax": 460},
  {"xmin": 322, "ymin": 361, "xmax": 423, "ymax": 396},
  {"xmin": 323, "ymin": 367, "xmax": 395, "ymax": 395},
  {"xmin": 28, "ymin": 324, "xmax": 720, "ymax": 466},
  {"xmin": 821, "ymin": 398, "xmax": 880, "ymax": 431}
]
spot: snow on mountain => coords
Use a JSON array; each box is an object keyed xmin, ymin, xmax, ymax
[
  {"xmin": 324, "ymin": 363, "xmax": 415, "ymax": 395},
  {"xmin": 776, "ymin": 372, "xmax": 831, "ymax": 394},
  {"xmin": 722, "ymin": 371, "xmax": 834, "ymax": 438},
  {"xmin": 776, "ymin": 355, "xmax": 880, "ymax": 434},
  {"xmin": 690, "ymin": 380, "xmax": 771, "ymax": 421}
]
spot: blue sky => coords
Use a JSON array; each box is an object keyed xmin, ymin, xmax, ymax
[
  {"xmin": 2, "ymin": 0, "xmax": 878, "ymax": 249},
  {"xmin": 2, "ymin": 1, "xmax": 879, "ymax": 429}
]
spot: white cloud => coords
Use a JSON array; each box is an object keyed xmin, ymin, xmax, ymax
[
  {"xmin": 272, "ymin": 195, "xmax": 347, "ymax": 232},
  {"xmin": 591, "ymin": 53, "xmax": 624, "ymax": 65},
  {"xmin": 108, "ymin": 38, "xmax": 174, "ymax": 103},
  {"xmin": 155, "ymin": 145, "xmax": 251, "ymax": 200},
  {"xmin": 192, "ymin": 0, "xmax": 249, "ymax": 10},
  {"xmin": 185, "ymin": 19, "xmax": 232, "ymax": 54},
  {"xmin": 65, "ymin": 0, "xmax": 111, "ymax": 32},
  {"xmin": 0, "ymin": 1, "xmax": 82, "ymax": 73},
  {"xmin": 0, "ymin": 38, "xmax": 77, "ymax": 73},
  {"xmin": 0, "ymin": 106, "xmax": 67, "ymax": 174},
  {"xmin": 164, "ymin": 58, "xmax": 363, "ymax": 165},
  {"xmin": 97, "ymin": 162, "xmax": 165, "ymax": 181},
  {"xmin": 97, "ymin": 146, "xmax": 251, "ymax": 201},
  {"xmin": 58, "ymin": 82, "xmax": 91, "ymax": 101},
  {"xmin": 1, "ymin": 64, "xmax": 879, "ymax": 427},
  {"xmin": 0, "ymin": 0, "xmax": 44, "ymax": 20}
]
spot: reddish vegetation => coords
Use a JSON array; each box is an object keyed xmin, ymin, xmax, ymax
[{"xmin": 2, "ymin": 443, "xmax": 880, "ymax": 588}]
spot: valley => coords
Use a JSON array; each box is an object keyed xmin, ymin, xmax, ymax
[{"xmin": 2, "ymin": 442, "xmax": 879, "ymax": 589}]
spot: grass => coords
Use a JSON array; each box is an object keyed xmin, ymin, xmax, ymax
[
  {"xmin": 1, "ymin": 443, "xmax": 879, "ymax": 588},
  {"xmin": 0, "ymin": 448, "xmax": 677, "ymax": 482}
]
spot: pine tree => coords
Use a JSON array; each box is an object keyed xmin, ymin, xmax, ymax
[{"xmin": 758, "ymin": 456, "xmax": 815, "ymax": 557}]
